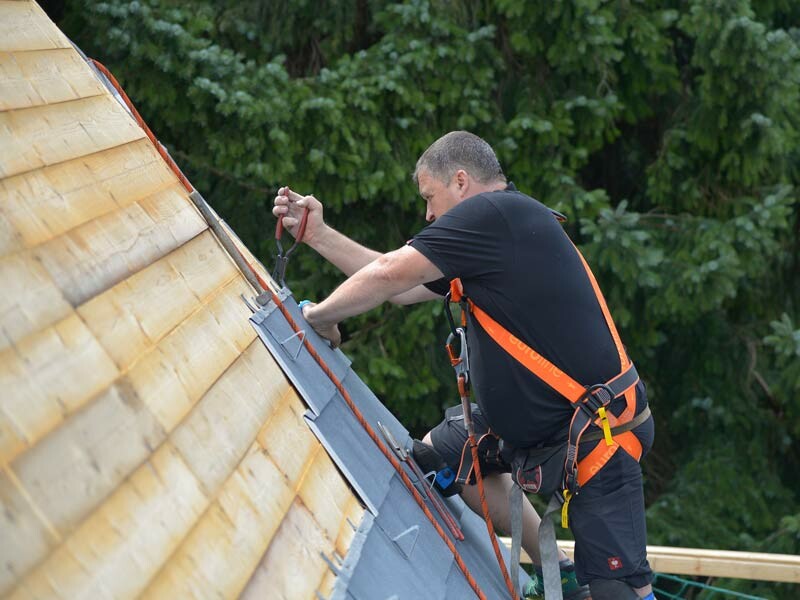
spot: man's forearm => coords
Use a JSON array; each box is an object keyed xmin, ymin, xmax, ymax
[
  {"xmin": 309, "ymin": 225, "xmax": 383, "ymax": 276},
  {"xmin": 306, "ymin": 245, "xmax": 444, "ymax": 328}
]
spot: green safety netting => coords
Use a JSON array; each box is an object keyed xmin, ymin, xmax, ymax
[{"xmin": 653, "ymin": 573, "xmax": 767, "ymax": 600}]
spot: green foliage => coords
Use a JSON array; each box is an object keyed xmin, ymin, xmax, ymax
[{"xmin": 60, "ymin": 1, "xmax": 799, "ymax": 592}]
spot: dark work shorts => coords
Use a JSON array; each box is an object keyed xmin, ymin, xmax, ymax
[
  {"xmin": 428, "ymin": 382, "xmax": 655, "ymax": 588},
  {"xmin": 429, "ymin": 403, "xmax": 506, "ymax": 484}
]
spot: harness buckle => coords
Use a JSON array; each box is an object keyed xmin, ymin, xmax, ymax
[
  {"xmin": 564, "ymin": 469, "xmax": 580, "ymax": 496},
  {"xmin": 578, "ymin": 383, "xmax": 615, "ymax": 417}
]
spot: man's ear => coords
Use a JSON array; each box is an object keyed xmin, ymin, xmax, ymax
[{"xmin": 454, "ymin": 169, "xmax": 469, "ymax": 195}]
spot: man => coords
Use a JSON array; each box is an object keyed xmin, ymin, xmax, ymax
[{"xmin": 273, "ymin": 131, "xmax": 655, "ymax": 600}]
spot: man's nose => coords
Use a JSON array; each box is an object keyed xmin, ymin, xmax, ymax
[{"xmin": 426, "ymin": 209, "xmax": 435, "ymax": 222}]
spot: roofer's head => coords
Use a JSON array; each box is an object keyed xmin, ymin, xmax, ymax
[{"xmin": 413, "ymin": 131, "xmax": 507, "ymax": 222}]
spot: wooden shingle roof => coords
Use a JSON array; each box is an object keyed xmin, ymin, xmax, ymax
[{"xmin": 0, "ymin": 2, "xmax": 363, "ymax": 597}]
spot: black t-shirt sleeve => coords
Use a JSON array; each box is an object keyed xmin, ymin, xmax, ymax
[
  {"xmin": 423, "ymin": 277, "xmax": 450, "ymax": 296},
  {"xmin": 408, "ymin": 196, "xmax": 508, "ymax": 282}
]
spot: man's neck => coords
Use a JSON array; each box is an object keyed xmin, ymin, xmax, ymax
[{"xmin": 466, "ymin": 179, "xmax": 507, "ymax": 198}]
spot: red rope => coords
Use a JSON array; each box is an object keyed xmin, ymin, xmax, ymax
[
  {"xmin": 469, "ymin": 428, "xmax": 519, "ymax": 599},
  {"xmin": 90, "ymin": 59, "xmax": 193, "ymax": 194},
  {"xmin": 89, "ymin": 59, "xmax": 488, "ymax": 599}
]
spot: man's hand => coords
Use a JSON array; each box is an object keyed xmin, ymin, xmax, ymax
[
  {"xmin": 272, "ymin": 187, "xmax": 326, "ymax": 246},
  {"xmin": 302, "ymin": 302, "xmax": 342, "ymax": 348}
]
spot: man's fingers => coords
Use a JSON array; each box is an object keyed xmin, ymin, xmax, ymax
[
  {"xmin": 286, "ymin": 188, "xmax": 305, "ymax": 203},
  {"xmin": 280, "ymin": 216, "xmax": 299, "ymax": 228}
]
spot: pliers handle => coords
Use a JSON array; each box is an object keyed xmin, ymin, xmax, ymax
[{"xmin": 272, "ymin": 206, "xmax": 310, "ymax": 286}]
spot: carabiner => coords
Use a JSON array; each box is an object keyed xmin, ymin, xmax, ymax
[
  {"xmin": 445, "ymin": 327, "xmax": 470, "ymax": 386},
  {"xmin": 443, "ymin": 292, "xmax": 459, "ymax": 337}
]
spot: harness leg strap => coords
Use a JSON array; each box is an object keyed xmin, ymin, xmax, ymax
[
  {"xmin": 509, "ymin": 483, "xmax": 524, "ymax": 597},
  {"xmin": 538, "ymin": 494, "xmax": 565, "ymax": 600}
]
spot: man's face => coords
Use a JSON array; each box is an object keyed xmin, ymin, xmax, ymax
[{"xmin": 417, "ymin": 169, "xmax": 461, "ymax": 222}]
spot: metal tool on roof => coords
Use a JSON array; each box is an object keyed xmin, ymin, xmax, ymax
[
  {"xmin": 377, "ymin": 421, "xmax": 465, "ymax": 541},
  {"xmin": 272, "ymin": 203, "xmax": 310, "ymax": 287}
]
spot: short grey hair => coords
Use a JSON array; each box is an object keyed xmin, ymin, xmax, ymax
[{"xmin": 413, "ymin": 131, "xmax": 506, "ymax": 185}]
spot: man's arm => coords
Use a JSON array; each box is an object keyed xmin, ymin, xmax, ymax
[
  {"xmin": 273, "ymin": 187, "xmax": 442, "ymax": 304},
  {"xmin": 303, "ymin": 245, "xmax": 444, "ymax": 346}
]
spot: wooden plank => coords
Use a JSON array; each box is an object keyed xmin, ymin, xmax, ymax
[
  {"xmin": 0, "ymin": 312, "xmax": 118, "ymax": 466},
  {"xmin": 255, "ymin": 392, "xmax": 321, "ymax": 486},
  {"xmin": 0, "ymin": 1, "xmax": 72, "ymax": 52},
  {"xmin": 0, "ymin": 94, "xmax": 146, "ymax": 179},
  {"xmin": 0, "ymin": 251, "xmax": 72, "ymax": 352},
  {"xmin": 0, "ymin": 467, "xmax": 59, "ymax": 597},
  {"xmin": 0, "ymin": 138, "xmax": 174, "ymax": 255},
  {"xmin": 141, "ymin": 445, "xmax": 298, "ymax": 598},
  {"xmin": 126, "ymin": 276, "xmax": 257, "ymax": 433},
  {"xmin": 33, "ymin": 183, "xmax": 207, "ymax": 306},
  {"xmin": 297, "ymin": 441, "xmax": 360, "ymax": 546},
  {"xmin": 9, "ymin": 380, "xmax": 166, "ymax": 540},
  {"xmin": 0, "ymin": 48, "xmax": 106, "ymax": 111},
  {"xmin": 335, "ymin": 496, "xmax": 365, "ymax": 572},
  {"xmin": 77, "ymin": 230, "xmax": 239, "ymax": 372},
  {"xmin": 170, "ymin": 340, "xmax": 291, "ymax": 496},
  {"xmin": 502, "ymin": 539, "xmax": 800, "ymax": 583},
  {"xmin": 318, "ymin": 569, "xmax": 339, "ymax": 600},
  {"xmin": 239, "ymin": 500, "xmax": 332, "ymax": 600},
  {"xmin": 8, "ymin": 442, "xmax": 208, "ymax": 600}
]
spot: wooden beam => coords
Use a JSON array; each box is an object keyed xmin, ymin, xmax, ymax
[
  {"xmin": 0, "ymin": 94, "xmax": 146, "ymax": 179},
  {"xmin": 500, "ymin": 538, "xmax": 800, "ymax": 583},
  {"xmin": 0, "ymin": 1, "xmax": 72, "ymax": 53},
  {"xmin": 0, "ymin": 48, "xmax": 106, "ymax": 111}
]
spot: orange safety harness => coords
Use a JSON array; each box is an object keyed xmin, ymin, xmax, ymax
[
  {"xmin": 443, "ymin": 232, "xmax": 647, "ymax": 600},
  {"xmin": 446, "ymin": 237, "xmax": 643, "ymax": 514},
  {"xmin": 89, "ymin": 59, "xmax": 491, "ymax": 599}
]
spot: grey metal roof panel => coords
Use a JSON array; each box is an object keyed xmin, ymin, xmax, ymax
[
  {"xmin": 251, "ymin": 294, "xmax": 528, "ymax": 600},
  {"xmin": 251, "ymin": 293, "xmax": 350, "ymax": 416},
  {"xmin": 303, "ymin": 398, "xmax": 395, "ymax": 515}
]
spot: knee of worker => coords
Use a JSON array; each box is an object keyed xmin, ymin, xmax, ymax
[
  {"xmin": 411, "ymin": 434, "xmax": 463, "ymax": 498},
  {"xmin": 588, "ymin": 579, "xmax": 641, "ymax": 600},
  {"xmin": 417, "ymin": 429, "xmax": 461, "ymax": 475}
]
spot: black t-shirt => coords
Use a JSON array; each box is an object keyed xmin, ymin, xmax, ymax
[{"xmin": 409, "ymin": 184, "xmax": 622, "ymax": 446}]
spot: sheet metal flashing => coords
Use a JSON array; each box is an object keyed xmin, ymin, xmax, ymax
[{"xmin": 251, "ymin": 294, "xmax": 527, "ymax": 599}]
